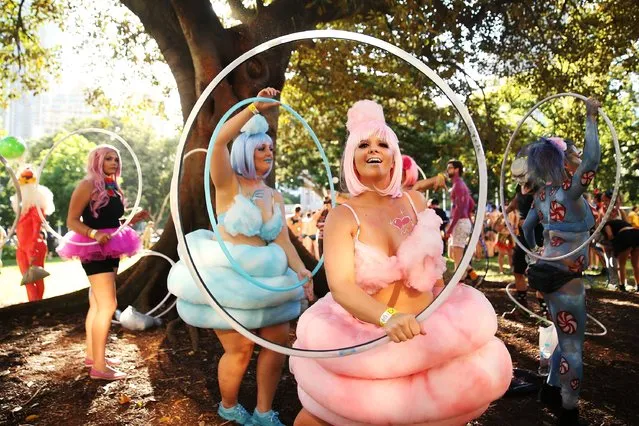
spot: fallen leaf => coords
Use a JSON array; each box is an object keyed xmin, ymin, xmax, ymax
[
  {"xmin": 159, "ymin": 416, "xmax": 171, "ymax": 423},
  {"xmin": 118, "ymin": 394, "xmax": 131, "ymax": 405}
]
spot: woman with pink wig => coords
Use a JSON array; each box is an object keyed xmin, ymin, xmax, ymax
[
  {"xmin": 58, "ymin": 144, "xmax": 141, "ymax": 381},
  {"xmin": 291, "ymin": 100, "xmax": 512, "ymax": 425},
  {"xmin": 401, "ymin": 154, "xmax": 446, "ymax": 192}
]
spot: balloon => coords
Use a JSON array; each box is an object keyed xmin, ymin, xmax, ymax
[{"xmin": 0, "ymin": 136, "xmax": 26, "ymax": 159}]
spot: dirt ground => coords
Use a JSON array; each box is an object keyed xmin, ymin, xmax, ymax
[{"xmin": 1, "ymin": 279, "xmax": 638, "ymax": 426}]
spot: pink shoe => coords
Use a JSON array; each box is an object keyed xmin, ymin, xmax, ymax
[
  {"xmin": 89, "ymin": 366, "xmax": 127, "ymax": 381},
  {"xmin": 85, "ymin": 357, "xmax": 122, "ymax": 368}
]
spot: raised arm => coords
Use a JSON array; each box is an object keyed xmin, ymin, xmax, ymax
[
  {"xmin": 566, "ymin": 98, "xmax": 601, "ymax": 200},
  {"xmin": 412, "ymin": 174, "xmax": 447, "ymax": 192},
  {"xmin": 209, "ymin": 87, "xmax": 280, "ymax": 191}
]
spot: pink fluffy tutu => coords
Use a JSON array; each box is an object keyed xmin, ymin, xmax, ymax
[
  {"xmin": 290, "ymin": 285, "xmax": 512, "ymax": 425},
  {"xmin": 56, "ymin": 226, "xmax": 141, "ymax": 262}
]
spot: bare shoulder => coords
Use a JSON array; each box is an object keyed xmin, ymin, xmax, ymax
[
  {"xmin": 406, "ymin": 190, "xmax": 427, "ymax": 212},
  {"xmin": 273, "ymin": 189, "xmax": 284, "ymax": 203},
  {"xmin": 76, "ymin": 179, "xmax": 94, "ymax": 194},
  {"xmin": 325, "ymin": 204, "xmax": 358, "ymax": 233}
]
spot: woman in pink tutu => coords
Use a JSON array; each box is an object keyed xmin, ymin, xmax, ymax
[
  {"xmin": 58, "ymin": 144, "xmax": 141, "ymax": 381},
  {"xmin": 291, "ymin": 100, "xmax": 512, "ymax": 426}
]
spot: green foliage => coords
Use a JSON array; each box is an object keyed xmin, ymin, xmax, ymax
[
  {"xmin": 0, "ymin": 0, "xmax": 65, "ymax": 107},
  {"xmin": 274, "ymin": 1, "xmax": 639, "ymax": 203}
]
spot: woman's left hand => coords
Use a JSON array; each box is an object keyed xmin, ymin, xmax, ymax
[{"xmin": 297, "ymin": 268, "xmax": 314, "ymax": 302}]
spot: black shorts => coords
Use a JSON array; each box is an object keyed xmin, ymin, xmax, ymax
[
  {"xmin": 81, "ymin": 257, "xmax": 120, "ymax": 276},
  {"xmin": 612, "ymin": 229, "xmax": 639, "ymax": 256},
  {"xmin": 527, "ymin": 263, "xmax": 582, "ymax": 294}
]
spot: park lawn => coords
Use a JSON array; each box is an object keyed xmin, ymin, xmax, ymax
[{"xmin": 0, "ymin": 255, "xmax": 143, "ymax": 308}]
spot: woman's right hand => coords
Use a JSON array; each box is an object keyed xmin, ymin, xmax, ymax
[
  {"xmin": 383, "ymin": 312, "xmax": 423, "ymax": 343},
  {"xmin": 254, "ymin": 87, "xmax": 280, "ymax": 113},
  {"xmin": 586, "ymin": 98, "xmax": 601, "ymax": 118},
  {"xmin": 94, "ymin": 231, "xmax": 111, "ymax": 245}
]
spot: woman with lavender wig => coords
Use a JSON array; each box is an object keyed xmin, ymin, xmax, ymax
[
  {"xmin": 58, "ymin": 145, "xmax": 142, "ymax": 381},
  {"xmin": 522, "ymin": 98, "xmax": 601, "ymax": 426}
]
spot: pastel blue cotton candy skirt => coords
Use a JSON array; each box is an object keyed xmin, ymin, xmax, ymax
[{"xmin": 168, "ymin": 229, "xmax": 304, "ymax": 330}]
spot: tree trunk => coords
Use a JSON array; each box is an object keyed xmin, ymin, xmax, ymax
[{"xmin": 0, "ymin": 0, "xmax": 387, "ymax": 319}]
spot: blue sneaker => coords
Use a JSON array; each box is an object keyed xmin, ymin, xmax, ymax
[
  {"xmin": 217, "ymin": 403, "xmax": 252, "ymax": 424},
  {"xmin": 251, "ymin": 409, "xmax": 285, "ymax": 426}
]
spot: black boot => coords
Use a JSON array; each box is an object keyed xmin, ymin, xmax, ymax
[
  {"xmin": 558, "ymin": 406, "xmax": 587, "ymax": 425},
  {"xmin": 538, "ymin": 382, "xmax": 562, "ymax": 411}
]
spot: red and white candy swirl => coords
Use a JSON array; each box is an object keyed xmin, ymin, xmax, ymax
[{"xmin": 557, "ymin": 311, "xmax": 578, "ymax": 334}]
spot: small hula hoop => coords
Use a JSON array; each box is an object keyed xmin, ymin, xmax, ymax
[
  {"xmin": 504, "ymin": 282, "xmax": 607, "ymax": 336},
  {"xmin": 203, "ymin": 97, "xmax": 334, "ymax": 292},
  {"xmin": 112, "ymin": 249, "xmax": 177, "ymax": 325},
  {"xmin": 35, "ymin": 128, "xmax": 143, "ymax": 246},
  {"xmin": 500, "ymin": 93, "xmax": 622, "ymax": 261},
  {"xmin": 0, "ymin": 154, "xmax": 22, "ymax": 249},
  {"xmin": 170, "ymin": 30, "xmax": 487, "ymax": 358}
]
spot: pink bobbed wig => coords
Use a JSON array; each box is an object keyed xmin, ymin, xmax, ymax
[{"xmin": 341, "ymin": 100, "xmax": 403, "ymax": 198}]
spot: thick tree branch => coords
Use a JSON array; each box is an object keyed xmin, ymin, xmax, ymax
[
  {"xmin": 120, "ymin": 0, "xmax": 196, "ymax": 122},
  {"xmin": 170, "ymin": 0, "xmax": 238, "ymax": 134},
  {"xmin": 266, "ymin": 0, "xmax": 390, "ymax": 30},
  {"xmin": 227, "ymin": 0, "xmax": 254, "ymax": 23}
]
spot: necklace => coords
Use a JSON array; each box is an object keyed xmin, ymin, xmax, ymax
[{"xmin": 104, "ymin": 177, "xmax": 118, "ymax": 197}]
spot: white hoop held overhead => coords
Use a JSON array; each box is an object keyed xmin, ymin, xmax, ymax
[
  {"xmin": 35, "ymin": 128, "xmax": 143, "ymax": 246},
  {"xmin": 0, "ymin": 154, "xmax": 21, "ymax": 249},
  {"xmin": 499, "ymin": 93, "xmax": 622, "ymax": 262},
  {"xmin": 504, "ymin": 283, "xmax": 607, "ymax": 336},
  {"xmin": 112, "ymin": 250, "xmax": 177, "ymax": 325},
  {"xmin": 169, "ymin": 30, "xmax": 487, "ymax": 358}
]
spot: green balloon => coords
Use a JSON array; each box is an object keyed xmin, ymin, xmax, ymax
[{"xmin": 0, "ymin": 136, "xmax": 26, "ymax": 159}]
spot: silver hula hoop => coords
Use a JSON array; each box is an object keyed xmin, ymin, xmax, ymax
[
  {"xmin": 500, "ymin": 93, "xmax": 621, "ymax": 261},
  {"xmin": 35, "ymin": 128, "xmax": 143, "ymax": 246},
  {"xmin": 170, "ymin": 29, "xmax": 487, "ymax": 358},
  {"xmin": 504, "ymin": 283, "xmax": 607, "ymax": 336},
  {"xmin": 0, "ymin": 154, "xmax": 22, "ymax": 249},
  {"xmin": 112, "ymin": 250, "xmax": 177, "ymax": 325}
]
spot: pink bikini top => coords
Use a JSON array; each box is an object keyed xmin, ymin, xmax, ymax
[{"xmin": 342, "ymin": 193, "xmax": 447, "ymax": 295}]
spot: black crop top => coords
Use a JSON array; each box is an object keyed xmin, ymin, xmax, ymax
[{"xmin": 82, "ymin": 196, "xmax": 124, "ymax": 229}]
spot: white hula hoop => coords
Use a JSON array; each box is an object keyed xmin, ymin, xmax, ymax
[
  {"xmin": 500, "ymin": 93, "xmax": 621, "ymax": 261},
  {"xmin": 0, "ymin": 154, "xmax": 22, "ymax": 249},
  {"xmin": 112, "ymin": 249, "xmax": 177, "ymax": 325},
  {"xmin": 36, "ymin": 128, "xmax": 143, "ymax": 246},
  {"xmin": 504, "ymin": 283, "xmax": 607, "ymax": 336},
  {"xmin": 170, "ymin": 29, "xmax": 487, "ymax": 358}
]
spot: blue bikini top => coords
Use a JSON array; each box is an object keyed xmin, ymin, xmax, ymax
[{"xmin": 217, "ymin": 186, "xmax": 283, "ymax": 242}]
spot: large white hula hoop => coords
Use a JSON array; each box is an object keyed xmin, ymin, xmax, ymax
[
  {"xmin": 0, "ymin": 154, "xmax": 21, "ymax": 249},
  {"xmin": 112, "ymin": 250, "xmax": 177, "ymax": 325},
  {"xmin": 36, "ymin": 128, "xmax": 143, "ymax": 246},
  {"xmin": 170, "ymin": 30, "xmax": 487, "ymax": 358},
  {"xmin": 504, "ymin": 283, "xmax": 607, "ymax": 337},
  {"xmin": 500, "ymin": 93, "xmax": 621, "ymax": 262}
]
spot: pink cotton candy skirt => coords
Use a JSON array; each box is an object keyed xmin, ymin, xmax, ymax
[
  {"xmin": 290, "ymin": 284, "xmax": 512, "ymax": 425},
  {"xmin": 56, "ymin": 227, "xmax": 141, "ymax": 262}
]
